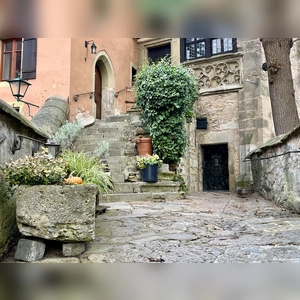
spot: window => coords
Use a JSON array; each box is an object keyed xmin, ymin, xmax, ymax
[
  {"xmin": 196, "ymin": 118, "xmax": 208, "ymax": 129},
  {"xmin": 1, "ymin": 38, "xmax": 37, "ymax": 80},
  {"xmin": 181, "ymin": 38, "xmax": 237, "ymax": 62},
  {"xmin": 148, "ymin": 43, "xmax": 171, "ymax": 62},
  {"xmin": 131, "ymin": 66, "xmax": 137, "ymax": 85},
  {"xmin": 2, "ymin": 39, "xmax": 22, "ymax": 80}
]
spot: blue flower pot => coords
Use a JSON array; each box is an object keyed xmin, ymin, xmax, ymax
[{"xmin": 142, "ymin": 164, "xmax": 158, "ymax": 182}]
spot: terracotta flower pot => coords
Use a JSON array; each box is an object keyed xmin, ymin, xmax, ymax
[{"xmin": 136, "ymin": 137, "xmax": 153, "ymax": 156}]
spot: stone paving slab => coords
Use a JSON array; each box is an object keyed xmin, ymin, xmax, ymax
[
  {"xmin": 79, "ymin": 192, "xmax": 300, "ymax": 263},
  {"xmin": 4, "ymin": 192, "xmax": 300, "ymax": 263}
]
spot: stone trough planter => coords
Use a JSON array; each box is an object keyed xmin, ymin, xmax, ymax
[{"xmin": 13, "ymin": 184, "xmax": 98, "ymax": 242}]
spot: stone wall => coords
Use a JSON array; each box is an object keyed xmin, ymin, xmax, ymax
[
  {"xmin": 181, "ymin": 38, "xmax": 275, "ymax": 192},
  {"xmin": 0, "ymin": 99, "xmax": 49, "ymax": 257},
  {"xmin": 195, "ymin": 91, "xmax": 240, "ymax": 192},
  {"xmin": 0, "ymin": 173, "xmax": 17, "ymax": 257},
  {"xmin": 179, "ymin": 119, "xmax": 198, "ymax": 192},
  {"xmin": 248, "ymin": 125, "xmax": 300, "ymax": 213}
]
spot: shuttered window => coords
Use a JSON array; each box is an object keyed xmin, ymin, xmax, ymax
[{"xmin": 1, "ymin": 38, "xmax": 37, "ymax": 80}]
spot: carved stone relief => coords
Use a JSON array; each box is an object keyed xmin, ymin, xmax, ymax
[{"xmin": 194, "ymin": 60, "xmax": 241, "ymax": 91}]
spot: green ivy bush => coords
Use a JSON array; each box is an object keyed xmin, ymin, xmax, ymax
[{"xmin": 135, "ymin": 57, "xmax": 198, "ymax": 164}]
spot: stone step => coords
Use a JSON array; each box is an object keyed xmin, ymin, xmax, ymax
[
  {"xmin": 112, "ymin": 181, "xmax": 181, "ymax": 193},
  {"xmin": 77, "ymin": 132, "xmax": 123, "ymax": 141},
  {"xmin": 109, "ymin": 164, "xmax": 122, "ymax": 173},
  {"xmin": 83, "ymin": 128, "xmax": 126, "ymax": 136},
  {"xmin": 75, "ymin": 142, "xmax": 135, "ymax": 156},
  {"xmin": 111, "ymin": 173, "xmax": 125, "ymax": 183},
  {"xmin": 85, "ymin": 121, "xmax": 132, "ymax": 131},
  {"xmin": 106, "ymin": 114, "xmax": 132, "ymax": 123},
  {"xmin": 98, "ymin": 191, "xmax": 185, "ymax": 203},
  {"xmin": 106, "ymin": 155, "xmax": 135, "ymax": 166}
]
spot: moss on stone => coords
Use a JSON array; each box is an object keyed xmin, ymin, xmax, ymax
[
  {"xmin": 236, "ymin": 181, "xmax": 252, "ymax": 188},
  {"xmin": 158, "ymin": 172, "xmax": 175, "ymax": 181}
]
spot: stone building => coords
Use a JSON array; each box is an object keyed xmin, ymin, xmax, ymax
[
  {"xmin": 1, "ymin": 37, "xmax": 300, "ymax": 193},
  {"xmin": 137, "ymin": 38, "xmax": 300, "ymax": 193}
]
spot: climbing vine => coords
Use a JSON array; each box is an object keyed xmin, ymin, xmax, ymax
[{"xmin": 135, "ymin": 57, "xmax": 198, "ymax": 164}]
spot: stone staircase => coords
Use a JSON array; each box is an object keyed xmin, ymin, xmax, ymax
[{"xmin": 74, "ymin": 113, "xmax": 182, "ymax": 203}]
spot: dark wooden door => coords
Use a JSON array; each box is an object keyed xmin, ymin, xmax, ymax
[
  {"xmin": 202, "ymin": 144, "xmax": 229, "ymax": 191},
  {"xmin": 94, "ymin": 65, "xmax": 102, "ymax": 119}
]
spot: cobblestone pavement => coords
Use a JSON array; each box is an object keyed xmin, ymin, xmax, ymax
[
  {"xmin": 4, "ymin": 192, "xmax": 300, "ymax": 263},
  {"xmin": 79, "ymin": 192, "xmax": 300, "ymax": 263}
]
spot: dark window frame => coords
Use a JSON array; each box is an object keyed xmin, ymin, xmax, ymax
[
  {"xmin": 180, "ymin": 38, "xmax": 237, "ymax": 62},
  {"xmin": 147, "ymin": 43, "xmax": 171, "ymax": 63},
  {"xmin": 1, "ymin": 38, "xmax": 22, "ymax": 80},
  {"xmin": 1, "ymin": 38, "xmax": 37, "ymax": 81}
]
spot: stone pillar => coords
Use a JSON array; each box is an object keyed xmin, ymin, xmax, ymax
[{"xmin": 31, "ymin": 95, "xmax": 70, "ymax": 136}]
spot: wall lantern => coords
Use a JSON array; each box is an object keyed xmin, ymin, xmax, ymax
[
  {"xmin": 6, "ymin": 74, "xmax": 39, "ymax": 117},
  {"xmin": 6, "ymin": 74, "xmax": 31, "ymax": 102},
  {"xmin": 85, "ymin": 40, "xmax": 97, "ymax": 61},
  {"xmin": 85, "ymin": 40, "xmax": 97, "ymax": 54},
  {"xmin": 44, "ymin": 140, "xmax": 60, "ymax": 158}
]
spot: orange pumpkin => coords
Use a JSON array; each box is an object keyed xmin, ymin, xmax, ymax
[{"xmin": 65, "ymin": 177, "xmax": 83, "ymax": 184}]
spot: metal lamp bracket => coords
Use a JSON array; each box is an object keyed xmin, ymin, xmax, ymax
[{"xmin": 11, "ymin": 134, "xmax": 46, "ymax": 154}]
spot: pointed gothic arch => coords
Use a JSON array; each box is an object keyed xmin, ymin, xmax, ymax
[{"xmin": 92, "ymin": 51, "xmax": 115, "ymax": 119}]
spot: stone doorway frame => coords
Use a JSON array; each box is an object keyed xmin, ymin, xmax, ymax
[{"xmin": 92, "ymin": 51, "xmax": 115, "ymax": 119}]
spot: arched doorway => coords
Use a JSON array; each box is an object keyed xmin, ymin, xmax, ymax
[
  {"xmin": 94, "ymin": 64, "xmax": 102, "ymax": 119},
  {"xmin": 93, "ymin": 52, "xmax": 115, "ymax": 120}
]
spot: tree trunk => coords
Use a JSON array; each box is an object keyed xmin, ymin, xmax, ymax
[{"xmin": 261, "ymin": 38, "xmax": 299, "ymax": 135}]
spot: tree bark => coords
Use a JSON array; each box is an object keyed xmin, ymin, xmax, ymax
[{"xmin": 261, "ymin": 38, "xmax": 299, "ymax": 135}]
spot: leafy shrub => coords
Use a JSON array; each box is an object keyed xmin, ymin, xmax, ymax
[
  {"xmin": 50, "ymin": 121, "xmax": 84, "ymax": 151},
  {"xmin": 1, "ymin": 149, "xmax": 67, "ymax": 186},
  {"xmin": 93, "ymin": 141, "xmax": 109, "ymax": 159},
  {"xmin": 135, "ymin": 57, "xmax": 198, "ymax": 164},
  {"xmin": 61, "ymin": 150, "xmax": 115, "ymax": 194},
  {"xmin": 136, "ymin": 154, "xmax": 163, "ymax": 170}
]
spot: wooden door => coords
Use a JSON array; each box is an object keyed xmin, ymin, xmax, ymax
[{"xmin": 94, "ymin": 65, "xmax": 102, "ymax": 119}]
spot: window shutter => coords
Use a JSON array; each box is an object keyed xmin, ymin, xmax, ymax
[
  {"xmin": 180, "ymin": 38, "xmax": 185, "ymax": 63},
  {"xmin": 22, "ymin": 38, "xmax": 37, "ymax": 80}
]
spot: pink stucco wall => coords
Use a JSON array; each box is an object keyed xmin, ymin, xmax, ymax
[
  {"xmin": 69, "ymin": 38, "xmax": 138, "ymax": 120},
  {"xmin": 0, "ymin": 38, "xmax": 71, "ymax": 119},
  {"xmin": 0, "ymin": 38, "xmax": 138, "ymax": 120}
]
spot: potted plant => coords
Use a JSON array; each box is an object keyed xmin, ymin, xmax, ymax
[
  {"xmin": 134, "ymin": 57, "xmax": 198, "ymax": 168},
  {"xmin": 136, "ymin": 154, "xmax": 163, "ymax": 182},
  {"xmin": 129, "ymin": 126, "xmax": 153, "ymax": 156},
  {"xmin": 1, "ymin": 148, "xmax": 115, "ymax": 244}
]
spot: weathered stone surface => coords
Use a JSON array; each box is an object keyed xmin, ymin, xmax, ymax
[
  {"xmin": 15, "ymin": 238, "xmax": 46, "ymax": 262},
  {"xmin": 0, "ymin": 177, "xmax": 18, "ymax": 257},
  {"xmin": 63, "ymin": 243, "xmax": 86, "ymax": 257},
  {"xmin": 158, "ymin": 172, "xmax": 175, "ymax": 181},
  {"xmin": 31, "ymin": 95, "xmax": 69, "ymax": 136},
  {"xmin": 14, "ymin": 185, "xmax": 97, "ymax": 242},
  {"xmin": 35, "ymin": 257, "xmax": 81, "ymax": 263},
  {"xmin": 0, "ymin": 98, "xmax": 50, "ymax": 259},
  {"xmin": 248, "ymin": 125, "xmax": 300, "ymax": 213},
  {"xmin": 159, "ymin": 164, "xmax": 170, "ymax": 173}
]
